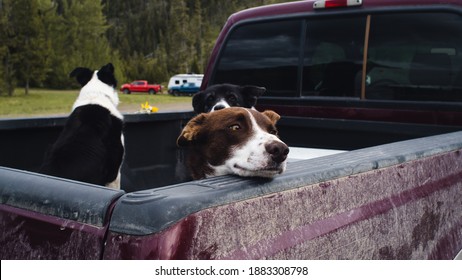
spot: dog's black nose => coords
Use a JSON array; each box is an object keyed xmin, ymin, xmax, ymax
[{"xmin": 265, "ymin": 141, "xmax": 289, "ymax": 163}]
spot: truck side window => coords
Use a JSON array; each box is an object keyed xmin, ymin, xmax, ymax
[
  {"xmin": 213, "ymin": 19, "xmax": 302, "ymax": 97},
  {"xmin": 302, "ymin": 16, "xmax": 366, "ymax": 98},
  {"xmin": 366, "ymin": 12, "xmax": 462, "ymax": 102}
]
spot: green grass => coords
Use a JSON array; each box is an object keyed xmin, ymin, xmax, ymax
[
  {"xmin": 0, "ymin": 88, "xmax": 192, "ymax": 118},
  {"xmin": 119, "ymin": 92, "xmax": 191, "ymax": 105}
]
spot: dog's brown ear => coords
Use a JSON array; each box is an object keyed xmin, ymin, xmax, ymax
[
  {"xmin": 262, "ymin": 110, "xmax": 280, "ymax": 124},
  {"xmin": 177, "ymin": 113, "xmax": 207, "ymax": 147}
]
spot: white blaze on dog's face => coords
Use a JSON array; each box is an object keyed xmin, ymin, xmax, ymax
[
  {"xmin": 177, "ymin": 107, "xmax": 289, "ymax": 179},
  {"xmin": 218, "ymin": 108, "xmax": 289, "ymax": 178},
  {"xmin": 210, "ymin": 98, "xmax": 231, "ymax": 112}
]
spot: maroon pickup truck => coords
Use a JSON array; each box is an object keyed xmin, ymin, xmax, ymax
[
  {"xmin": 1, "ymin": 0, "xmax": 462, "ymax": 260},
  {"xmin": 120, "ymin": 80, "xmax": 162, "ymax": 94}
]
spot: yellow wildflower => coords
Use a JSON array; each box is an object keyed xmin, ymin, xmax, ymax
[{"xmin": 139, "ymin": 101, "xmax": 158, "ymax": 114}]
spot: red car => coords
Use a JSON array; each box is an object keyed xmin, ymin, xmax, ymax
[{"xmin": 120, "ymin": 80, "xmax": 162, "ymax": 94}]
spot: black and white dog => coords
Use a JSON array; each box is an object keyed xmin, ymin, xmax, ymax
[
  {"xmin": 192, "ymin": 83, "xmax": 266, "ymax": 113},
  {"xmin": 40, "ymin": 63, "xmax": 124, "ymax": 189}
]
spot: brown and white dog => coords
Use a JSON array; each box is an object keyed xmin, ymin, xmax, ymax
[{"xmin": 177, "ymin": 107, "xmax": 289, "ymax": 179}]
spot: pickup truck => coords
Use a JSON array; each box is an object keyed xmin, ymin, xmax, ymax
[
  {"xmin": 1, "ymin": 0, "xmax": 462, "ymax": 260},
  {"xmin": 120, "ymin": 80, "xmax": 162, "ymax": 94}
]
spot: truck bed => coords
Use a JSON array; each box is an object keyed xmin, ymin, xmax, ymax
[{"xmin": 1, "ymin": 112, "xmax": 461, "ymax": 259}]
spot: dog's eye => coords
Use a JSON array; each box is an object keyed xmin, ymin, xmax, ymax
[
  {"xmin": 229, "ymin": 124, "xmax": 241, "ymax": 131},
  {"xmin": 269, "ymin": 129, "xmax": 278, "ymax": 135},
  {"xmin": 227, "ymin": 95, "xmax": 237, "ymax": 103}
]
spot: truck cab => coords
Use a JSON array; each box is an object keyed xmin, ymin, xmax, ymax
[{"xmin": 203, "ymin": 0, "xmax": 462, "ymax": 150}]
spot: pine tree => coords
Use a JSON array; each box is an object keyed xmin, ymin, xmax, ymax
[
  {"xmin": 5, "ymin": 0, "xmax": 51, "ymax": 95},
  {"xmin": 1, "ymin": 0, "xmax": 295, "ymax": 90},
  {"xmin": 0, "ymin": 0, "xmax": 14, "ymax": 95},
  {"xmin": 0, "ymin": 0, "xmax": 46, "ymax": 95},
  {"xmin": 167, "ymin": 0, "xmax": 190, "ymax": 74},
  {"xmin": 190, "ymin": 0, "xmax": 204, "ymax": 73}
]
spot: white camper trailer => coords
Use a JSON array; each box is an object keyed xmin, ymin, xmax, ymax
[{"xmin": 167, "ymin": 74, "xmax": 203, "ymax": 96}]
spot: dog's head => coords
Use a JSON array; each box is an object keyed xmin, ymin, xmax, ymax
[
  {"xmin": 70, "ymin": 63, "xmax": 122, "ymax": 119},
  {"xmin": 177, "ymin": 107, "xmax": 289, "ymax": 179},
  {"xmin": 70, "ymin": 63, "xmax": 117, "ymax": 88},
  {"xmin": 192, "ymin": 83, "xmax": 266, "ymax": 113}
]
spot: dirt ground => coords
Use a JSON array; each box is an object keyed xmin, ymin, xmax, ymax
[{"xmin": 118, "ymin": 100, "xmax": 193, "ymax": 114}]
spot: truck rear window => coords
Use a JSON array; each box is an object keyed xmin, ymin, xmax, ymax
[
  {"xmin": 214, "ymin": 19, "xmax": 302, "ymax": 96},
  {"xmin": 213, "ymin": 11, "xmax": 462, "ymax": 103}
]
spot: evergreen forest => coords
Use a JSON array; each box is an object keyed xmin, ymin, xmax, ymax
[{"xmin": 0, "ymin": 0, "xmax": 291, "ymax": 96}]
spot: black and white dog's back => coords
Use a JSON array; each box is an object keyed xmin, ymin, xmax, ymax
[
  {"xmin": 40, "ymin": 63, "xmax": 124, "ymax": 189},
  {"xmin": 192, "ymin": 83, "xmax": 266, "ymax": 113}
]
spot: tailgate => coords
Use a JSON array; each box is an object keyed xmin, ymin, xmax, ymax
[{"xmin": 0, "ymin": 167, "xmax": 124, "ymax": 259}]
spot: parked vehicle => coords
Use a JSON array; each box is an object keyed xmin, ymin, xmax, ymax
[
  {"xmin": 1, "ymin": 0, "xmax": 462, "ymax": 260},
  {"xmin": 168, "ymin": 74, "xmax": 203, "ymax": 96},
  {"xmin": 120, "ymin": 80, "xmax": 162, "ymax": 94}
]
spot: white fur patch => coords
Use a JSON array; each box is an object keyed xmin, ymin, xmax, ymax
[
  {"xmin": 72, "ymin": 71, "xmax": 123, "ymax": 120},
  {"xmin": 210, "ymin": 99, "xmax": 231, "ymax": 112}
]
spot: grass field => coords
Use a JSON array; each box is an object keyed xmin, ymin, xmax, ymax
[{"xmin": 0, "ymin": 88, "xmax": 192, "ymax": 118}]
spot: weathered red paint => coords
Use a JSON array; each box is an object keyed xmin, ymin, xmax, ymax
[
  {"xmin": 104, "ymin": 149, "xmax": 462, "ymax": 260},
  {"xmin": 0, "ymin": 204, "xmax": 107, "ymax": 259},
  {"xmin": 104, "ymin": 216, "xmax": 198, "ymax": 260}
]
